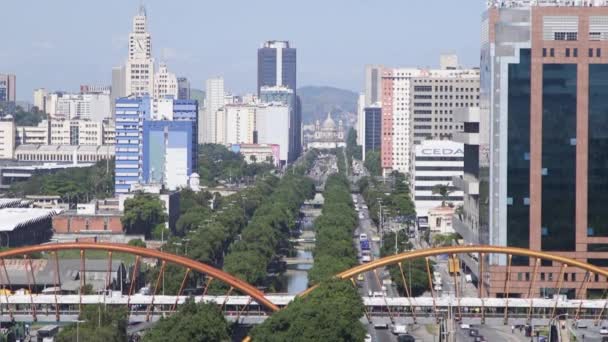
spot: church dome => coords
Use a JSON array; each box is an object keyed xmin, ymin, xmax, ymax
[{"xmin": 321, "ymin": 112, "xmax": 336, "ymax": 130}]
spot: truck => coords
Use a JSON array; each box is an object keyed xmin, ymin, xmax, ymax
[
  {"xmin": 448, "ymin": 258, "xmax": 461, "ymax": 274},
  {"xmin": 360, "ymin": 239, "xmax": 371, "ymax": 251}
]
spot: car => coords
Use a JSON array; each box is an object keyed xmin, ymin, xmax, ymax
[
  {"xmin": 460, "ymin": 323, "xmax": 471, "ymax": 329},
  {"xmin": 364, "ymin": 333, "xmax": 372, "ymax": 342},
  {"xmin": 433, "ymin": 284, "xmax": 442, "ymax": 291},
  {"xmin": 469, "ymin": 329, "xmax": 479, "ymax": 336},
  {"xmin": 373, "ymin": 323, "xmax": 389, "ymax": 329},
  {"xmin": 474, "ymin": 337, "xmax": 487, "ymax": 342},
  {"xmin": 361, "ymin": 255, "xmax": 372, "ymax": 263},
  {"xmin": 397, "ymin": 334, "xmax": 415, "ymax": 342},
  {"xmin": 601, "ymin": 327, "xmax": 608, "ymax": 335},
  {"xmin": 392, "ymin": 325, "xmax": 407, "ymax": 335},
  {"xmin": 359, "ymin": 233, "xmax": 368, "ymax": 241},
  {"xmin": 357, "ymin": 274, "xmax": 365, "ymax": 281}
]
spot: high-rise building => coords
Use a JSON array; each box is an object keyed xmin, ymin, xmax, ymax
[
  {"xmin": 364, "ymin": 65, "xmax": 383, "ymax": 107},
  {"xmin": 177, "ymin": 77, "xmax": 190, "ymax": 100},
  {"xmin": 45, "ymin": 92, "xmax": 111, "ymax": 121},
  {"xmin": 256, "ymin": 102, "xmax": 290, "ymax": 164},
  {"xmin": 0, "ymin": 115, "xmax": 16, "ymax": 159},
  {"xmin": 154, "ymin": 63, "xmax": 178, "ymax": 100},
  {"xmin": 111, "ymin": 66, "xmax": 126, "ymax": 113},
  {"xmin": 257, "ymin": 41, "xmax": 300, "ymax": 161},
  {"xmin": 33, "ymin": 88, "xmax": 47, "ymax": 112},
  {"xmin": 411, "ymin": 140, "xmax": 464, "ymax": 221},
  {"xmin": 357, "ymin": 94, "xmax": 365, "ymax": 146},
  {"xmin": 125, "ymin": 6, "xmax": 154, "ymax": 97},
  {"xmin": 0, "ymin": 74, "xmax": 16, "ymax": 103},
  {"xmin": 224, "ymin": 104, "xmax": 256, "ymax": 145},
  {"xmin": 203, "ymin": 77, "xmax": 225, "ymax": 144},
  {"xmin": 456, "ymin": 0, "xmax": 608, "ymax": 298},
  {"xmin": 114, "ymin": 96, "xmax": 197, "ymax": 193},
  {"xmin": 380, "ymin": 60, "xmax": 479, "ymax": 174},
  {"xmin": 363, "ymin": 104, "xmax": 381, "ymax": 161}
]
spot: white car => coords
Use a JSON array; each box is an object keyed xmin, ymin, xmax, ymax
[
  {"xmin": 601, "ymin": 326, "xmax": 608, "ymax": 335},
  {"xmin": 359, "ymin": 233, "xmax": 368, "ymax": 241},
  {"xmin": 364, "ymin": 333, "xmax": 373, "ymax": 342}
]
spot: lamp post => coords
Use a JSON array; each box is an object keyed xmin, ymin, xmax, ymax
[{"xmin": 75, "ymin": 319, "xmax": 85, "ymax": 342}]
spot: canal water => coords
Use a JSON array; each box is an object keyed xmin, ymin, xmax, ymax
[{"xmin": 284, "ymin": 249, "xmax": 313, "ymax": 294}]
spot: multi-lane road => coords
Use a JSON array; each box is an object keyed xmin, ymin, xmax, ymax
[{"xmin": 353, "ymin": 193, "xmax": 399, "ymax": 342}]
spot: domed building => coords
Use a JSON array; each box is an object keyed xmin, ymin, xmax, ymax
[{"xmin": 307, "ymin": 112, "xmax": 346, "ymax": 149}]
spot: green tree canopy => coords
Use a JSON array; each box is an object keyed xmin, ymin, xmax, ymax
[
  {"xmin": 251, "ymin": 279, "xmax": 366, "ymax": 342},
  {"xmin": 121, "ymin": 194, "xmax": 167, "ymax": 237},
  {"xmin": 55, "ymin": 305, "xmax": 127, "ymax": 342},
  {"xmin": 364, "ymin": 150, "xmax": 381, "ymax": 176},
  {"xmin": 143, "ymin": 300, "xmax": 230, "ymax": 342}
]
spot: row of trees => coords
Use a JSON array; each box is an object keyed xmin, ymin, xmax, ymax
[
  {"xmin": 197, "ymin": 144, "xmax": 275, "ymax": 186},
  {"xmin": 308, "ymin": 173, "xmax": 359, "ymax": 285},
  {"xmin": 358, "ymin": 172, "xmax": 415, "ymax": 225},
  {"xmin": 9, "ymin": 159, "xmax": 114, "ymax": 204},
  {"xmin": 223, "ymin": 172, "xmax": 315, "ymax": 285}
]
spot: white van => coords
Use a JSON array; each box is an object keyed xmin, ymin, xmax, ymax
[{"xmin": 392, "ymin": 325, "xmax": 407, "ymax": 335}]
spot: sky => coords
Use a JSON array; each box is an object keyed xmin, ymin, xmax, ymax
[{"xmin": 2, "ymin": 0, "xmax": 485, "ymax": 102}]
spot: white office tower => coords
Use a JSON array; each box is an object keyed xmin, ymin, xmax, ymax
[
  {"xmin": 125, "ymin": 6, "xmax": 154, "ymax": 97},
  {"xmin": 224, "ymin": 104, "xmax": 255, "ymax": 144},
  {"xmin": 111, "ymin": 66, "xmax": 126, "ymax": 113},
  {"xmin": 47, "ymin": 93, "xmax": 111, "ymax": 121},
  {"xmin": 411, "ymin": 140, "xmax": 464, "ymax": 218},
  {"xmin": 154, "ymin": 63, "xmax": 178, "ymax": 99},
  {"xmin": 203, "ymin": 77, "xmax": 225, "ymax": 143},
  {"xmin": 256, "ymin": 103, "xmax": 290, "ymax": 163},
  {"xmin": 357, "ymin": 93, "xmax": 365, "ymax": 146},
  {"xmin": 215, "ymin": 108, "xmax": 226, "ymax": 144},
  {"xmin": 33, "ymin": 89, "xmax": 47, "ymax": 112}
]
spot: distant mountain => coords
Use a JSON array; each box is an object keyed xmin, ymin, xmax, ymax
[{"xmin": 297, "ymin": 86, "xmax": 358, "ymax": 125}]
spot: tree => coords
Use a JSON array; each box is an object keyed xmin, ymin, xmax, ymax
[
  {"xmin": 121, "ymin": 194, "xmax": 167, "ymax": 237},
  {"xmin": 56, "ymin": 305, "xmax": 127, "ymax": 342},
  {"xmin": 143, "ymin": 300, "xmax": 230, "ymax": 342},
  {"xmin": 363, "ymin": 150, "xmax": 381, "ymax": 176},
  {"xmin": 432, "ymin": 184, "xmax": 453, "ymax": 206},
  {"xmin": 127, "ymin": 239, "xmax": 146, "ymax": 248},
  {"xmin": 251, "ymin": 279, "xmax": 366, "ymax": 342},
  {"xmin": 10, "ymin": 105, "xmax": 47, "ymax": 126},
  {"xmin": 346, "ymin": 127, "xmax": 362, "ymax": 161}
]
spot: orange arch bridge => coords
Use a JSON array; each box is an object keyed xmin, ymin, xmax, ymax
[{"xmin": 0, "ymin": 242, "xmax": 279, "ymax": 313}]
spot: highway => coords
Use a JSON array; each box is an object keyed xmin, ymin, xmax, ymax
[{"xmin": 353, "ymin": 192, "xmax": 398, "ymax": 342}]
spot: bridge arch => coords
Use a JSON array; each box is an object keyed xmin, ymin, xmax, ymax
[
  {"xmin": 0, "ymin": 242, "xmax": 279, "ymax": 312},
  {"xmin": 300, "ymin": 245, "xmax": 608, "ymax": 297}
]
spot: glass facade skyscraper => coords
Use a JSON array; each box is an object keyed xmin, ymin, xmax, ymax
[{"xmin": 257, "ymin": 41, "xmax": 300, "ymax": 162}]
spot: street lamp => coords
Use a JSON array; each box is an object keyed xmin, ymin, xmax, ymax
[{"xmin": 75, "ymin": 319, "xmax": 85, "ymax": 342}]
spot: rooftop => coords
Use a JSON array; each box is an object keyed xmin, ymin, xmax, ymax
[
  {"xmin": 0, "ymin": 208, "xmax": 62, "ymax": 232},
  {"xmin": 488, "ymin": 0, "xmax": 608, "ymax": 7}
]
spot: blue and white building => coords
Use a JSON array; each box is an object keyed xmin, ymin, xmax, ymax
[{"xmin": 114, "ymin": 96, "xmax": 197, "ymax": 194}]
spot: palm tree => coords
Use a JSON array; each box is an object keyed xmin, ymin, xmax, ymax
[{"xmin": 432, "ymin": 184, "xmax": 453, "ymax": 207}]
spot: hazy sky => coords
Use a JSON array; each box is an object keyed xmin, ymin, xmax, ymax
[{"xmin": 3, "ymin": 0, "xmax": 485, "ymax": 102}]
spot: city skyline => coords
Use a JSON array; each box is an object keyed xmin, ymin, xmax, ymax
[{"xmin": 3, "ymin": 0, "xmax": 484, "ymax": 102}]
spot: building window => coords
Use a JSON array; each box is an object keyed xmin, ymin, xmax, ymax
[
  {"xmin": 565, "ymin": 48, "xmax": 570, "ymax": 57},
  {"xmin": 550, "ymin": 48, "xmax": 555, "ymax": 57},
  {"xmin": 543, "ymin": 48, "xmax": 547, "ymax": 57},
  {"xmin": 590, "ymin": 48, "xmax": 594, "ymax": 57},
  {"xmin": 573, "ymin": 48, "xmax": 578, "ymax": 57}
]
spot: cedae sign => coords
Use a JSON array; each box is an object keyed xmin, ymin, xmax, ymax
[{"xmin": 420, "ymin": 148, "xmax": 464, "ymax": 156}]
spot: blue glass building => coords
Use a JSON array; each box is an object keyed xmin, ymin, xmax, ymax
[{"xmin": 114, "ymin": 96, "xmax": 197, "ymax": 194}]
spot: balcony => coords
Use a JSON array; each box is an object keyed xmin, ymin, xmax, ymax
[
  {"xmin": 453, "ymin": 174, "xmax": 479, "ymax": 195},
  {"xmin": 453, "ymin": 131, "xmax": 479, "ymax": 145}
]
